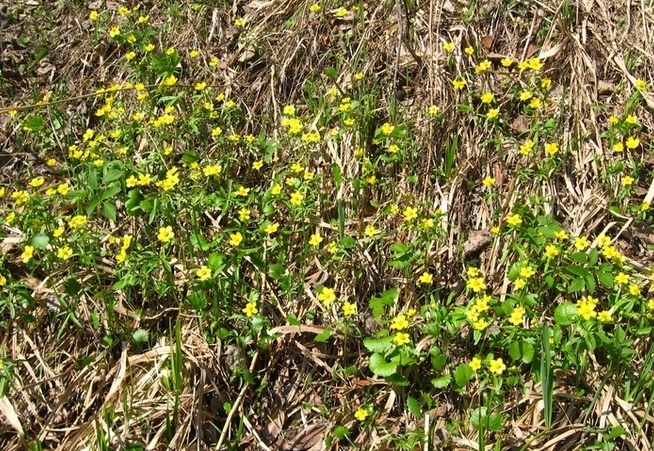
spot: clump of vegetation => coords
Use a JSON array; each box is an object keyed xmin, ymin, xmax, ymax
[{"xmin": 1, "ymin": 1, "xmax": 653, "ymax": 450}]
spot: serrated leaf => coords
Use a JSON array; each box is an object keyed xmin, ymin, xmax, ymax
[
  {"xmin": 431, "ymin": 373, "xmax": 451, "ymax": 388},
  {"xmin": 207, "ymin": 253, "xmax": 226, "ymax": 271},
  {"xmin": 363, "ymin": 337, "xmax": 393, "ymax": 353},
  {"xmin": 406, "ymin": 396, "xmax": 422, "ymax": 418},
  {"xmin": 102, "ymin": 202, "xmax": 117, "ymax": 221},
  {"xmin": 554, "ymin": 302, "xmax": 578, "ymax": 325},
  {"xmin": 454, "ymin": 364, "xmax": 475, "ymax": 387},
  {"xmin": 314, "ymin": 329, "xmax": 331, "ymax": 343},
  {"xmin": 369, "ymin": 353, "xmax": 398, "ymax": 377}
]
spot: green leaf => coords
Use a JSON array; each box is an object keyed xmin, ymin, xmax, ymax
[
  {"xmin": 454, "ymin": 364, "xmax": 475, "ymax": 388},
  {"xmin": 509, "ymin": 340, "xmax": 535, "ymax": 363},
  {"xmin": 87, "ymin": 169, "xmax": 99, "ymax": 190},
  {"xmin": 389, "ymin": 243, "xmax": 408, "ymax": 253},
  {"xmin": 23, "ymin": 115, "xmax": 45, "ymax": 131},
  {"xmin": 598, "ymin": 271, "xmax": 614, "ymax": 288},
  {"xmin": 332, "ymin": 164, "xmax": 342, "ymax": 187},
  {"xmin": 31, "ymin": 233, "xmax": 50, "ymax": 249},
  {"xmin": 207, "ymin": 253, "xmax": 226, "ymax": 271},
  {"xmin": 132, "ymin": 329, "xmax": 149, "ymax": 344},
  {"xmin": 314, "ymin": 329, "xmax": 331, "ymax": 343},
  {"xmin": 568, "ymin": 277, "xmax": 585, "ymax": 293},
  {"xmin": 102, "ymin": 202, "xmax": 117, "ymax": 221},
  {"xmin": 103, "ymin": 164, "xmax": 124, "ymax": 183},
  {"xmin": 369, "ymin": 353, "xmax": 398, "ymax": 377},
  {"xmin": 431, "ymin": 373, "xmax": 451, "ymax": 388},
  {"xmin": 268, "ymin": 263, "xmax": 286, "ymax": 280},
  {"xmin": 125, "ymin": 189, "xmax": 142, "ymax": 215},
  {"xmin": 584, "ymin": 274, "xmax": 596, "ymax": 294},
  {"xmin": 64, "ymin": 278, "xmax": 82, "ymax": 296},
  {"xmin": 189, "ymin": 232, "xmax": 210, "ymax": 251},
  {"xmin": 101, "ymin": 183, "xmax": 122, "ymax": 200},
  {"xmin": 406, "ymin": 396, "xmax": 422, "ymax": 418},
  {"xmin": 362, "ymin": 337, "xmax": 393, "ymax": 353},
  {"xmin": 187, "ymin": 292, "xmax": 207, "ymax": 310},
  {"xmin": 554, "ymin": 302, "xmax": 578, "ymax": 325}
]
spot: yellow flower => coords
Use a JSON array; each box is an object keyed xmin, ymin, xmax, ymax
[
  {"xmin": 53, "ymin": 227, "xmax": 64, "ymax": 238},
  {"xmin": 519, "ymin": 139, "xmax": 535, "ymax": 155},
  {"xmin": 364, "ymin": 225, "xmax": 377, "ymax": 238},
  {"xmin": 252, "ymin": 160, "xmax": 264, "ymax": 170},
  {"xmin": 56, "ymin": 246, "xmax": 73, "ymax": 260},
  {"xmin": 264, "ymin": 222, "xmax": 279, "ymax": 235},
  {"xmin": 229, "ymin": 232, "xmax": 243, "ymax": 247},
  {"xmin": 21, "ymin": 245, "xmax": 34, "ymax": 263},
  {"xmin": 597, "ymin": 310, "xmax": 613, "ymax": 322},
  {"xmin": 519, "ymin": 90, "xmax": 533, "ymax": 101},
  {"xmin": 514, "ymin": 278, "xmax": 527, "ymax": 289},
  {"xmin": 621, "ymin": 176, "xmax": 635, "ymax": 187},
  {"xmin": 89, "ymin": 11, "xmax": 99, "ymax": 20},
  {"xmin": 195, "ymin": 266, "xmax": 212, "ymax": 281},
  {"xmin": 482, "ymin": 176, "xmax": 495, "ymax": 187},
  {"xmin": 403, "ymin": 206, "xmax": 418, "ymax": 221},
  {"xmin": 508, "ymin": 305, "xmax": 526, "ymax": 326},
  {"xmin": 235, "ymin": 186, "xmax": 250, "ymax": 196},
  {"xmin": 527, "ymin": 58, "xmax": 543, "ymax": 71},
  {"xmin": 309, "ymin": 233, "xmax": 323, "ymax": 247},
  {"xmin": 109, "ymin": 26, "xmax": 120, "ymax": 38},
  {"xmin": 529, "ymin": 98, "xmax": 542, "ymax": 109},
  {"xmin": 615, "ymin": 272, "xmax": 629, "ymax": 285},
  {"xmin": 393, "ymin": 332, "xmax": 411, "ymax": 346},
  {"xmin": 189, "ymin": 50, "xmax": 200, "ymax": 58},
  {"xmin": 243, "ymin": 302, "xmax": 258, "ymax": 317},
  {"xmin": 541, "ymin": 78, "xmax": 552, "ymax": 89},
  {"xmin": 342, "ymin": 301, "xmax": 357, "ymax": 316},
  {"xmin": 480, "ymin": 92, "xmax": 494, "ymax": 104},
  {"xmin": 309, "ymin": 3, "xmax": 321, "ymax": 13},
  {"xmin": 464, "ymin": 46, "xmax": 474, "ymax": 55},
  {"xmin": 629, "ymin": 284, "xmax": 641, "ymax": 296},
  {"xmin": 234, "ymin": 17, "xmax": 245, "ymax": 26},
  {"xmin": 501, "ymin": 57, "xmax": 513, "ymax": 67},
  {"xmin": 421, "ymin": 218, "xmax": 434, "ymax": 230},
  {"xmin": 443, "ymin": 42, "xmax": 455, "ymax": 52},
  {"xmin": 0, "ymin": 275, "xmax": 6, "ymax": 286},
  {"xmin": 642, "ymin": 202, "xmax": 650, "ymax": 212},
  {"xmin": 490, "ymin": 226, "xmax": 500, "ymax": 234},
  {"xmin": 68, "ymin": 215, "xmax": 87, "ymax": 228},
  {"xmin": 626, "ymin": 114, "xmax": 639, "ymax": 125},
  {"xmin": 354, "ymin": 407, "xmax": 368, "ymax": 421},
  {"xmin": 125, "ymin": 51, "xmax": 136, "ymax": 61},
  {"xmin": 555, "ymin": 230, "xmax": 569, "ymax": 240},
  {"xmin": 467, "ymin": 277, "xmax": 487, "ymax": 293},
  {"xmin": 194, "ymin": 82, "xmax": 207, "ymax": 91},
  {"xmin": 290, "ymin": 190, "xmax": 304, "ymax": 206},
  {"xmin": 469, "ymin": 357, "xmax": 482, "ymax": 371},
  {"xmin": 544, "ymin": 244, "xmax": 559, "ymax": 259},
  {"xmin": 608, "ymin": 115, "xmax": 620, "ymax": 124},
  {"xmin": 635, "ymin": 78, "xmax": 648, "ymax": 91},
  {"xmin": 380, "ymin": 122, "xmax": 394, "ymax": 135},
  {"xmin": 506, "ymin": 213, "xmax": 522, "ymax": 227},
  {"xmin": 427, "ymin": 105, "xmax": 440, "ymax": 116},
  {"xmin": 203, "ymin": 164, "xmax": 221, "ymax": 177},
  {"xmin": 574, "ymin": 236, "xmax": 590, "ymax": 251},
  {"xmin": 334, "ymin": 7, "xmax": 348, "ymax": 17},
  {"xmin": 486, "ymin": 108, "xmax": 499, "ymax": 119},
  {"xmin": 613, "ymin": 142, "xmax": 624, "ymax": 152},
  {"xmin": 157, "ymin": 226, "xmax": 175, "ymax": 243},
  {"xmin": 488, "ymin": 358, "xmax": 506, "ymax": 375},
  {"xmin": 626, "ymin": 136, "xmax": 640, "ymax": 149},
  {"xmin": 519, "ymin": 266, "xmax": 535, "ymax": 279},
  {"xmin": 545, "ymin": 142, "xmax": 559, "ymax": 156},
  {"xmin": 238, "ymin": 208, "xmax": 251, "ymax": 222},
  {"xmin": 318, "ymin": 287, "xmax": 336, "ymax": 307},
  {"xmin": 390, "ymin": 314, "xmax": 409, "ymax": 330},
  {"xmin": 452, "ymin": 79, "xmax": 467, "ymax": 90},
  {"xmin": 418, "ymin": 272, "xmax": 433, "ymax": 284},
  {"xmin": 29, "ymin": 177, "xmax": 45, "ymax": 188},
  {"xmin": 475, "ymin": 60, "xmax": 491, "ymax": 73}
]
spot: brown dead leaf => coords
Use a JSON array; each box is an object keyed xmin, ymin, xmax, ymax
[
  {"xmin": 511, "ymin": 115, "xmax": 531, "ymax": 133},
  {"xmin": 480, "ymin": 35, "xmax": 494, "ymax": 52}
]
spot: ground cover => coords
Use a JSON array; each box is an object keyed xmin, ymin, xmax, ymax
[{"xmin": 0, "ymin": 1, "xmax": 653, "ymax": 449}]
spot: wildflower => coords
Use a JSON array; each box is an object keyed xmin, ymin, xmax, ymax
[
  {"xmin": 555, "ymin": 230, "xmax": 569, "ymax": 240},
  {"xmin": 480, "ymin": 92, "xmax": 494, "ymax": 104},
  {"xmin": 264, "ymin": 222, "xmax": 279, "ymax": 235},
  {"xmin": 271, "ymin": 184, "xmax": 282, "ymax": 195},
  {"xmin": 418, "ymin": 272, "xmax": 433, "ymax": 284},
  {"xmin": 29, "ymin": 177, "xmax": 45, "ymax": 188},
  {"xmin": 290, "ymin": 190, "xmax": 304, "ymax": 206},
  {"xmin": 145, "ymin": 43, "xmax": 155, "ymax": 52},
  {"xmin": 613, "ymin": 142, "xmax": 624, "ymax": 152},
  {"xmin": 157, "ymin": 226, "xmax": 175, "ymax": 243},
  {"xmin": 252, "ymin": 160, "xmax": 264, "ymax": 170},
  {"xmin": 501, "ymin": 57, "xmax": 513, "ymax": 67},
  {"xmin": 626, "ymin": 114, "xmax": 639, "ymax": 125},
  {"xmin": 464, "ymin": 46, "xmax": 474, "ymax": 55},
  {"xmin": 334, "ymin": 7, "xmax": 348, "ymax": 17},
  {"xmin": 629, "ymin": 284, "xmax": 641, "ymax": 296},
  {"xmin": 467, "ymin": 277, "xmax": 487, "ymax": 293},
  {"xmin": 519, "ymin": 139, "xmax": 535, "ymax": 155},
  {"xmin": 574, "ymin": 236, "xmax": 590, "ymax": 251},
  {"xmin": 53, "ymin": 227, "xmax": 64, "ymax": 238},
  {"xmin": 243, "ymin": 302, "xmax": 258, "ymax": 317},
  {"xmin": 393, "ymin": 332, "xmax": 411, "ymax": 346},
  {"xmin": 520, "ymin": 265, "xmax": 535, "ymax": 279},
  {"xmin": 194, "ymin": 82, "xmax": 207, "ymax": 91},
  {"xmin": 486, "ymin": 108, "xmax": 499, "ymax": 119},
  {"xmin": 138, "ymin": 15, "xmax": 149, "ymax": 24},
  {"xmin": 615, "ymin": 272, "xmax": 629, "ymax": 285},
  {"xmin": 364, "ymin": 225, "xmax": 377, "ymax": 238},
  {"xmin": 514, "ymin": 278, "xmax": 527, "ymax": 289},
  {"xmin": 636, "ymin": 79, "xmax": 648, "ymax": 91},
  {"xmin": 342, "ymin": 301, "xmax": 357, "ymax": 316},
  {"xmin": 234, "ymin": 17, "xmax": 245, "ymax": 26},
  {"xmin": 470, "ymin": 357, "xmax": 482, "ymax": 371},
  {"xmin": 544, "ymin": 244, "xmax": 559, "ymax": 259},
  {"xmin": 475, "ymin": 60, "xmax": 491, "ymax": 73},
  {"xmin": 529, "ymin": 98, "xmax": 542, "ymax": 109},
  {"xmin": 89, "ymin": 10, "xmax": 99, "ymax": 20},
  {"xmin": 21, "ymin": 245, "xmax": 34, "ymax": 263},
  {"xmin": 427, "ymin": 105, "xmax": 440, "ymax": 116},
  {"xmin": 326, "ymin": 242, "xmax": 338, "ymax": 254},
  {"xmin": 508, "ymin": 305, "xmax": 526, "ymax": 326},
  {"xmin": 229, "ymin": 232, "xmax": 243, "ymax": 247},
  {"xmin": 109, "ymin": 26, "xmax": 120, "ymax": 38},
  {"xmin": 56, "ymin": 246, "xmax": 73, "ymax": 260},
  {"xmin": 318, "ymin": 287, "xmax": 336, "ymax": 307},
  {"xmin": 519, "ymin": 90, "xmax": 533, "ymax": 101},
  {"xmin": 443, "ymin": 42, "xmax": 455, "ymax": 52},
  {"xmin": 354, "ymin": 408, "xmax": 368, "ymax": 421},
  {"xmin": 527, "ymin": 58, "xmax": 543, "ymax": 71},
  {"xmin": 545, "ymin": 142, "xmax": 559, "ymax": 156},
  {"xmin": 235, "ymin": 186, "xmax": 250, "ymax": 197},
  {"xmin": 380, "ymin": 122, "xmax": 394, "ymax": 135},
  {"xmin": 541, "ymin": 78, "xmax": 552, "ymax": 88},
  {"xmin": 390, "ymin": 314, "xmax": 409, "ymax": 330},
  {"xmin": 576, "ymin": 296, "xmax": 598, "ymax": 320},
  {"xmin": 309, "ymin": 233, "xmax": 323, "ymax": 247},
  {"xmin": 209, "ymin": 56, "xmax": 219, "ymax": 67},
  {"xmin": 597, "ymin": 310, "xmax": 613, "ymax": 322},
  {"xmin": 467, "ymin": 267, "xmax": 480, "ymax": 277},
  {"xmin": 621, "ymin": 176, "xmax": 635, "ymax": 187},
  {"xmin": 626, "ymin": 136, "xmax": 640, "ymax": 149},
  {"xmin": 403, "ymin": 206, "xmax": 418, "ymax": 221},
  {"xmin": 125, "ymin": 51, "xmax": 136, "ymax": 61},
  {"xmin": 309, "ymin": 3, "xmax": 321, "ymax": 13},
  {"xmin": 506, "ymin": 213, "xmax": 522, "ymax": 226},
  {"xmin": 490, "ymin": 226, "xmax": 501, "ymax": 234},
  {"xmin": 68, "ymin": 215, "xmax": 87, "ymax": 228},
  {"xmin": 238, "ymin": 208, "xmax": 251, "ymax": 222},
  {"xmin": 489, "ymin": 358, "xmax": 506, "ymax": 375},
  {"xmin": 642, "ymin": 202, "xmax": 650, "ymax": 212},
  {"xmin": 479, "ymin": 175, "xmax": 495, "ymax": 189},
  {"xmin": 452, "ymin": 79, "xmax": 467, "ymax": 90},
  {"xmin": 203, "ymin": 164, "xmax": 221, "ymax": 177},
  {"xmin": 0, "ymin": 276, "xmax": 6, "ymax": 286},
  {"xmin": 472, "ymin": 318, "xmax": 489, "ymax": 330}
]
